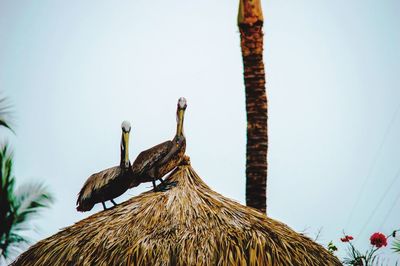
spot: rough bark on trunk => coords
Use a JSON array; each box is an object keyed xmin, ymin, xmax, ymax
[{"xmin": 238, "ymin": 0, "xmax": 268, "ymax": 214}]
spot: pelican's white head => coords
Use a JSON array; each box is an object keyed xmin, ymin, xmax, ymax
[
  {"xmin": 121, "ymin": 120, "xmax": 131, "ymax": 133},
  {"xmin": 178, "ymin": 97, "xmax": 187, "ymax": 110}
]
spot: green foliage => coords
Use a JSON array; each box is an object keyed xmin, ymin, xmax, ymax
[
  {"xmin": 393, "ymin": 239, "xmax": 400, "ymax": 254},
  {"xmin": 0, "ymin": 97, "xmax": 13, "ymax": 132},
  {"xmin": 337, "ymin": 231, "xmax": 400, "ymax": 265},
  {"xmin": 342, "ymin": 241, "xmax": 379, "ymax": 266},
  {"xmin": 327, "ymin": 241, "xmax": 338, "ymax": 254},
  {"xmin": 0, "ymin": 143, "xmax": 54, "ymax": 262}
]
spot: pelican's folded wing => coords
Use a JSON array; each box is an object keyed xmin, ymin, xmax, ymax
[
  {"xmin": 76, "ymin": 166, "xmax": 122, "ymax": 211},
  {"xmin": 131, "ymin": 140, "xmax": 172, "ymax": 175}
]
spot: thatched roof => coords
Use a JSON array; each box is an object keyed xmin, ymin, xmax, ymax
[{"xmin": 12, "ymin": 159, "xmax": 341, "ymax": 266}]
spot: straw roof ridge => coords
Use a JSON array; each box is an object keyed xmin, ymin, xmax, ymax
[{"xmin": 12, "ymin": 160, "xmax": 341, "ymax": 266}]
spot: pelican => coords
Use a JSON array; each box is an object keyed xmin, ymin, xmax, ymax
[
  {"xmin": 76, "ymin": 121, "xmax": 137, "ymax": 211},
  {"xmin": 130, "ymin": 97, "xmax": 187, "ymax": 190}
]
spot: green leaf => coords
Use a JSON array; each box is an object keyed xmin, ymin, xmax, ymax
[
  {"xmin": 392, "ymin": 240, "xmax": 400, "ymax": 254},
  {"xmin": 0, "ymin": 97, "xmax": 14, "ymax": 133},
  {"xmin": 14, "ymin": 182, "xmax": 54, "ymax": 227}
]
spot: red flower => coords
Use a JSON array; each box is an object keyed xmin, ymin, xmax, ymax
[
  {"xmin": 370, "ymin": 232, "xmax": 387, "ymax": 248},
  {"xmin": 340, "ymin": 235, "xmax": 354, "ymax": 242}
]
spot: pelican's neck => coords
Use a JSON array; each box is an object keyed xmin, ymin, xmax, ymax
[
  {"xmin": 120, "ymin": 131, "xmax": 130, "ymax": 168},
  {"xmin": 176, "ymin": 108, "xmax": 185, "ymax": 137}
]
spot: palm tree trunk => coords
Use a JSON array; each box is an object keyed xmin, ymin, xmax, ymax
[{"xmin": 238, "ymin": 0, "xmax": 268, "ymax": 214}]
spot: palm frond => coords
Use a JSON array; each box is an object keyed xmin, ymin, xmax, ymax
[
  {"xmin": 0, "ymin": 235, "xmax": 29, "ymax": 265},
  {"xmin": 1, "ymin": 143, "xmax": 54, "ymax": 261},
  {"xmin": 0, "ymin": 143, "xmax": 16, "ymax": 225},
  {"xmin": 0, "ymin": 97, "xmax": 14, "ymax": 133},
  {"xmin": 0, "ymin": 143, "xmax": 17, "ymax": 259},
  {"xmin": 1, "ymin": 145, "xmax": 15, "ymax": 199},
  {"xmin": 393, "ymin": 240, "xmax": 400, "ymax": 254},
  {"xmin": 13, "ymin": 183, "xmax": 54, "ymax": 227}
]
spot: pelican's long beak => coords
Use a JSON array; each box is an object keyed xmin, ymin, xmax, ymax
[
  {"xmin": 121, "ymin": 131, "xmax": 130, "ymax": 168},
  {"xmin": 176, "ymin": 108, "xmax": 185, "ymax": 136}
]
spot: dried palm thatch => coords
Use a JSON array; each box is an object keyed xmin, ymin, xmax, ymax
[{"xmin": 12, "ymin": 159, "xmax": 341, "ymax": 266}]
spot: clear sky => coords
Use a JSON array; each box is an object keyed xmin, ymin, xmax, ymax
[{"xmin": 1, "ymin": 0, "xmax": 399, "ymax": 262}]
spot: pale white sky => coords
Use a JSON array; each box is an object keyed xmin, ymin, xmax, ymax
[{"xmin": 1, "ymin": 0, "xmax": 399, "ymax": 262}]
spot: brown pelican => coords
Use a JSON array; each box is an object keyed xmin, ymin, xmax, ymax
[
  {"xmin": 76, "ymin": 121, "xmax": 137, "ymax": 211},
  {"xmin": 130, "ymin": 97, "xmax": 187, "ymax": 190}
]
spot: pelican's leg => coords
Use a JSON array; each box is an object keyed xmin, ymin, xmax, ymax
[
  {"xmin": 156, "ymin": 168, "xmax": 169, "ymax": 191},
  {"xmin": 159, "ymin": 177, "xmax": 176, "ymax": 189},
  {"xmin": 148, "ymin": 169, "xmax": 157, "ymax": 191},
  {"xmin": 152, "ymin": 168, "xmax": 163, "ymax": 191},
  {"xmin": 101, "ymin": 201, "xmax": 107, "ymax": 210},
  {"xmin": 111, "ymin": 199, "xmax": 117, "ymax": 206}
]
